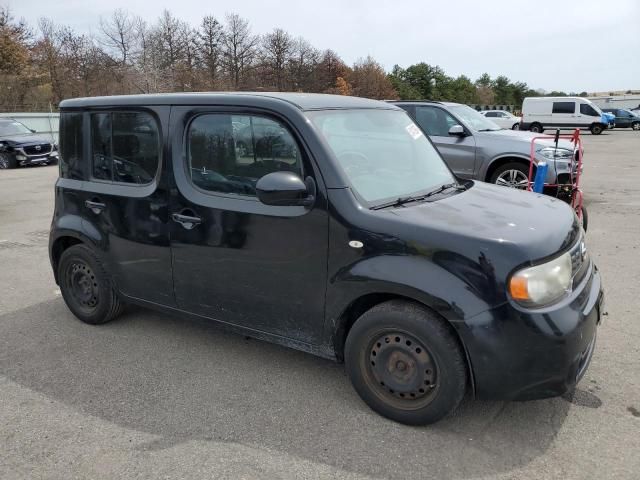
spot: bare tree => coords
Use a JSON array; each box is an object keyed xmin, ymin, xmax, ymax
[
  {"xmin": 99, "ymin": 9, "xmax": 139, "ymax": 91},
  {"xmin": 350, "ymin": 56, "xmax": 397, "ymax": 99},
  {"xmin": 288, "ymin": 37, "xmax": 319, "ymax": 92},
  {"xmin": 196, "ymin": 15, "xmax": 224, "ymax": 89},
  {"xmin": 222, "ymin": 13, "xmax": 258, "ymax": 90},
  {"xmin": 261, "ymin": 28, "xmax": 294, "ymax": 90}
]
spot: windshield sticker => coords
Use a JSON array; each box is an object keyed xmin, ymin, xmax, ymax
[{"xmin": 406, "ymin": 123, "xmax": 423, "ymax": 140}]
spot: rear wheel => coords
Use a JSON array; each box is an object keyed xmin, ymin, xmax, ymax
[
  {"xmin": 345, "ymin": 300, "xmax": 467, "ymax": 425},
  {"xmin": 58, "ymin": 244, "xmax": 123, "ymax": 325},
  {"xmin": 490, "ymin": 162, "xmax": 530, "ymax": 190},
  {"xmin": 512, "ymin": 123, "xmax": 520, "ymax": 130},
  {"xmin": 0, "ymin": 153, "xmax": 16, "ymax": 169},
  {"xmin": 590, "ymin": 124, "xmax": 603, "ymax": 135},
  {"xmin": 632, "ymin": 121, "xmax": 640, "ymax": 131},
  {"xmin": 529, "ymin": 123, "xmax": 544, "ymax": 133}
]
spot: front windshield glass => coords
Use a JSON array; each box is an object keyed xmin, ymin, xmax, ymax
[
  {"xmin": 0, "ymin": 120, "xmax": 32, "ymax": 136},
  {"xmin": 448, "ymin": 105, "xmax": 501, "ymax": 131},
  {"xmin": 307, "ymin": 109, "xmax": 455, "ymax": 204}
]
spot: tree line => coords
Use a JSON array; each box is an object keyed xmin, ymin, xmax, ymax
[{"xmin": 0, "ymin": 6, "xmax": 583, "ymax": 112}]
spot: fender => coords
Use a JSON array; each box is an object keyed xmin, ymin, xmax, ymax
[
  {"xmin": 481, "ymin": 152, "xmax": 532, "ymax": 181},
  {"xmin": 49, "ymin": 214, "xmax": 107, "ymax": 282}
]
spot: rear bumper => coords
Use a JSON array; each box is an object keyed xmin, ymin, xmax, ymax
[{"xmin": 456, "ymin": 263, "xmax": 604, "ymax": 400}]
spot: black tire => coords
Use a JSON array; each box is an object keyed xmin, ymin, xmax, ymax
[
  {"xmin": 631, "ymin": 121, "xmax": 640, "ymax": 131},
  {"xmin": 0, "ymin": 153, "xmax": 17, "ymax": 169},
  {"xmin": 344, "ymin": 300, "xmax": 467, "ymax": 425},
  {"xmin": 58, "ymin": 244, "xmax": 123, "ymax": 325},
  {"xmin": 489, "ymin": 162, "xmax": 530, "ymax": 189},
  {"xmin": 579, "ymin": 205, "xmax": 588, "ymax": 232},
  {"xmin": 590, "ymin": 124, "xmax": 603, "ymax": 135},
  {"xmin": 47, "ymin": 157, "xmax": 59, "ymax": 166},
  {"xmin": 529, "ymin": 123, "xmax": 544, "ymax": 133},
  {"xmin": 512, "ymin": 123, "xmax": 520, "ymax": 130}
]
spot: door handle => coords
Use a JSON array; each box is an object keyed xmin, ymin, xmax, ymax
[
  {"xmin": 85, "ymin": 199, "xmax": 106, "ymax": 214},
  {"xmin": 171, "ymin": 211, "xmax": 202, "ymax": 230}
]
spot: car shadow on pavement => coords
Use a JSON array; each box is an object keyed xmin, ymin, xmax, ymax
[{"xmin": 0, "ymin": 299, "xmax": 571, "ymax": 479}]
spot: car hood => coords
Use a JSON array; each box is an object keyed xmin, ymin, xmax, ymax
[
  {"xmin": 384, "ymin": 181, "xmax": 579, "ymax": 265},
  {"xmin": 0, "ymin": 133, "xmax": 51, "ymax": 146},
  {"xmin": 476, "ymin": 129, "xmax": 575, "ymax": 151}
]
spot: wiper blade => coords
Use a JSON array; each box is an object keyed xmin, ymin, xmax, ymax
[{"xmin": 370, "ymin": 183, "xmax": 466, "ymax": 210}]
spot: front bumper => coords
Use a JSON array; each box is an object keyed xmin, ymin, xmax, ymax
[
  {"xmin": 16, "ymin": 151, "xmax": 58, "ymax": 166},
  {"xmin": 457, "ymin": 262, "xmax": 604, "ymax": 400}
]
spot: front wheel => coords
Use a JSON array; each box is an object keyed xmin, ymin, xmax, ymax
[
  {"xmin": 632, "ymin": 121, "xmax": 640, "ymax": 131},
  {"xmin": 490, "ymin": 162, "xmax": 530, "ymax": 189},
  {"xmin": 578, "ymin": 205, "xmax": 588, "ymax": 231},
  {"xmin": 590, "ymin": 124, "xmax": 603, "ymax": 135},
  {"xmin": 0, "ymin": 153, "xmax": 16, "ymax": 169},
  {"xmin": 512, "ymin": 123, "xmax": 520, "ymax": 130},
  {"xmin": 344, "ymin": 300, "xmax": 467, "ymax": 425}
]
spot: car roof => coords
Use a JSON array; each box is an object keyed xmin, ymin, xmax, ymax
[
  {"xmin": 390, "ymin": 100, "xmax": 462, "ymax": 107},
  {"xmin": 60, "ymin": 92, "xmax": 399, "ymax": 111}
]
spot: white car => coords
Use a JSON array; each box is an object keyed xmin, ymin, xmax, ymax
[{"xmin": 479, "ymin": 110, "xmax": 521, "ymax": 130}]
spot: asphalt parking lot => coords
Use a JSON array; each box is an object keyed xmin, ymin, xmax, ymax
[{"xmin": 1, "ymin": 130, "xmax": 639, "ymax": 480}]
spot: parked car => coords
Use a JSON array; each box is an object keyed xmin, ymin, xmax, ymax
[
  {"xmin": 392, "ymin": 100, "xmax": 578, "ymax": 190},
  {"xmin": 521, "ymin": 96, "xmax": 608, "ymax": 134},
  {"xmin": 50, "ymin": 93, "xmax": 604, "ymax": 425},
  {"xmin": 602, "ymin": 108, "xmax": 640, "ymax": 130},
  {"xmin": 0, "ymin": 118, "xmax": 59, "ymax": 169},
  {"xmin": 478, "ymin": 110, "xmax": 521, "ymax": 130}
]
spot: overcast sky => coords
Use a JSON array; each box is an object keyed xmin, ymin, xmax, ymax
[{"xmin": 8, "ymin": 0, "xmax": 640, "ymax": 92}]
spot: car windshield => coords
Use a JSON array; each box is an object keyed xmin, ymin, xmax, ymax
[
  {"xmin": 307, "ymin": 109, "xmax": 455, "ymax": 204},
  {"xmin": 449, "ymin": 105, "xmax": 502, "ymax": 131},
  {"xmin": 0, "ymin": 120, "xmax": 33, "ymax": 136}
]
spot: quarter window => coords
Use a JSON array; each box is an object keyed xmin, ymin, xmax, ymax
[
  {"xmin": 187, "ymin": 114, "xmax": 303, "ymax": 197},
  {"xmin": 579, "ymin": 104, "xmax": 599, "ymax": 117},
  {"xmin": 59, "ymin": 112, "xmax": 84, "ymax": 180},
  {"xmin": 552, "ymin": 102, "xmax": 575, "ymax": 114},
  {"xmin": 90, "ymin": 111, "xmax": 159, "ymax": 184}
]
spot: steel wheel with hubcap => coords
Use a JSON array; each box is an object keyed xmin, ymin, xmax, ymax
[
  {"xmin": 590, "ymin": 124, "xmax": 603, "ymax": 135},
  {"xmin": 345, "ymin": 300, "xmax": 467, "ymax": 425}
]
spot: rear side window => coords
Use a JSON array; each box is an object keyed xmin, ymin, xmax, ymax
[
  {"xmin": 552, "ymin": 102, "xmax": 575, "ymax": 114},
  {"xmin": 58, "ymin": 112, "xmax": 84, "ymax": 180},
  {"xmin": 579, "ymin": 104, "xmax": 600, "ymax": 117},
  {"xmin": 90, "ymin": 111, "xmax": 160, "ymax": 184},
  {"xmin": 187, "ymin": 114, "xmax": 303, "ymax": 197},
  {"xmin": 485, "ymin": 112, "xmax": 497, "ymax": 117}
]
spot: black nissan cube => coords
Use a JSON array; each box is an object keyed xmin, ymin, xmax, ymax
[{"xmin": 50, "ymin": 93, "xmax": 605, "ymax": 425}]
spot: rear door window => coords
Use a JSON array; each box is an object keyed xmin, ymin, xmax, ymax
[
  {"xmin": 552, "ymin": 102, "xmax": 576, "ymax": 114},
  {"xmin": 90, "ymin": 111, "xmax": 160, "ymax": 184}
]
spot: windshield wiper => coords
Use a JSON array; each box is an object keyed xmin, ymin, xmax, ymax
[{"xmin": 371, "ymin": 183, "xmax": 466, "ymax": 210}]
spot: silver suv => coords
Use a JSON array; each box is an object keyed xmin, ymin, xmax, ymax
[{"xmin": 393, "ymin": 101, "xmax": 577, "ymax": 189}]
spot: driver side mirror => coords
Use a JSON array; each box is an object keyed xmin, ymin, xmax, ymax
[
  {"xmin": 256, "ymin": 171, "xmax": 315, "ymax": 207},
  {"xmin": 448, "ymin": 125, "xmax": 466, "ymax": 136}
]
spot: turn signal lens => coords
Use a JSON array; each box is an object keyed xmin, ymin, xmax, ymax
[{"xmin": 509, "ymin": 252, "xmax": 572, "ymax": 306}]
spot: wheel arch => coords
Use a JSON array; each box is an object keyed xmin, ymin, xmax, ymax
[
  {"xmin": 484, "ymin": 155, "xmax": 534, "ymax": 183},
  {"xmin": 331, "ymin": 292, "xmax": 476, "ymax": 396},
  {"xmin": 50, "ymin": 225, "xmax": 105, "ymax": 284}
]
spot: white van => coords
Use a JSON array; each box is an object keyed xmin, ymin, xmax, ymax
[{"xmin": 521, "ymin": 96, "xmax": 607, "ymax": 135}]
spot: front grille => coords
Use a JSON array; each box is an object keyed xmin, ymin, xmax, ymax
[{"xmin": 23, "ymin": 144, "xmax": 52, "ymax": 156}]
